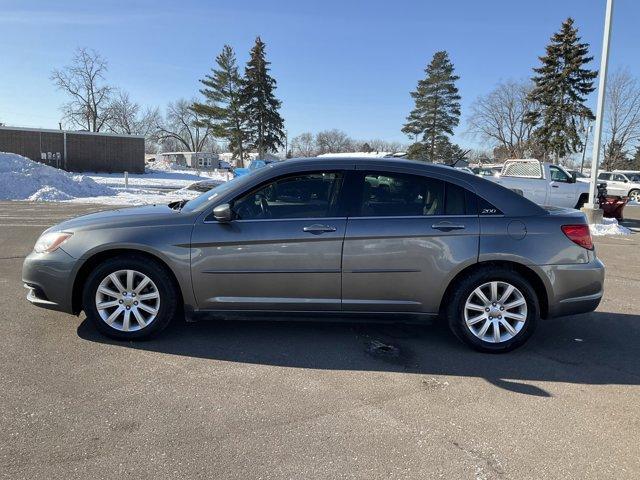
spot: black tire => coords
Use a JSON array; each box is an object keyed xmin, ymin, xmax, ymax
[
  {"xmin": 575, "ymin": 193, "xmax": 588, "ymax": 209},
  {"xmin": 628, "ymin": 189, "xmax": 640, "ymax": 204},
  {"xmin": 446, "ymin": 267, "xmax": 539, "ymax": 353},
  {"xmin": 82, "ymin": 255, "xmax": 178, "ymax": 340}
]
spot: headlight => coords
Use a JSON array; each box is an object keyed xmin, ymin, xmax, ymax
[{"xmin": 33, "ymin": 232, "xmax": 73, "ymax": 254}]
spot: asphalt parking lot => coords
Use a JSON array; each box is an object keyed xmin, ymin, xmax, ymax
[{"xmin": 1, "ymin": 201, "xmax": 640, "ymax": 480}]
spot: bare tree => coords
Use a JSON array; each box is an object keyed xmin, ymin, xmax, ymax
[
  {"xmin": 315, "ymin": 129, "xmax": 353, "ymax": 154},
  {"xmin": 107, "ymin": 90, "xmax": 159, "ymax": 137},
  {"xmin": 602, "ymin": 69, "xmax": 640, "ymax": 170},
  {"xmin": 154, "ymin": 99, "xmax": 212, "ymax": 152},
  {"xmin": 365, "ymin": 138, "xmax": 406, "ymax": 153},
  {"xmin": 51, "ymin": 48, "xmax": 113, "ymax": 132},
  {"xmin": 290, "ymin": 132, "xmax": 316, "ymax": 157},
  {"xmin": 467, "ymin": 80, "xmax": 538, "ymax": 158}
]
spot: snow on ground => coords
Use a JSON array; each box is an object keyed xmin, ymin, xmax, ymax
[
  {"xmin": 590, "ymin": 217, "xmax": 632, "ymax": 236},
  {"xmin": 0, "ymin": 152, "xmax": 114, "ymax": 201},
  {"xmin": 0, "ymin": 153, "xmax": 228, "ymax": 206},
  {"xmin": 66, "ymin": 186, "xmax": 201, "ymax": 206},
  {"xmin": 86, "ymin": 160, "xmax": 231, "ymax": 190}
]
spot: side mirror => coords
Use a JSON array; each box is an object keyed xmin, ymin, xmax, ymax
[
  {"xmin": 213, "ymin": 203, "xmax": 232, "ymax": 222},
  {"xmin": 569, "ymin": 172, "xmax": 577, "ymax": 183}
]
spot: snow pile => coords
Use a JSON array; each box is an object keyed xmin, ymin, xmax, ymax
[
  {"xmin": 145, "ymin": 159, "xmax": 185, "ymax": 173},
  {"xmin": 590, "ymin": 217, "xmax": 632, "ymax": 236},
  {"xmin": 0, "ymin": 152, "xmax": 114, "ymax": 201}
]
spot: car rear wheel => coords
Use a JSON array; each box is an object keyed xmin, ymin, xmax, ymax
[
  {"xmin": 446, "ymin": 268, "xmax": 539, "ymax": 353},
  {"xmin": 628, "ymin": 189, "xmax": 640, "ymax": 203},
  {"xmin": 575, "ymin": 193, "xmax": 588, "ymax": 209},
  {"xmin": 83, "ymin": 255, "xmax": 178, "ymax": 340}
]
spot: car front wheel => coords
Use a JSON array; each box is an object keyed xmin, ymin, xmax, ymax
[
  {"xmin": 82, "ymin": 255, "xmax": 178, "ymax": 340},
  {"xmin": 446, "ymin": 268, "xmax": 539, "ymax": 353}
]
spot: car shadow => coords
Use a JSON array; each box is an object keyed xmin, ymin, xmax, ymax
[{"xmin": 77, "ymin": 311, "xmax": 640, "ymax": 398}]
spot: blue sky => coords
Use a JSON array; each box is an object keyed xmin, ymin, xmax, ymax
[{"xmin": 0, "ymin": 0, "xmax": 638, "ymax": 148}]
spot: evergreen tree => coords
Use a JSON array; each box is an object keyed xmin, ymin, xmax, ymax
[
  {"xmin": 526, "ymin": 18, "xmax": 597, "ymax": 161},
  {"xmin": 405, "ymin": 138, "xmax": 466, "ymax": 163},
  {"xmin": 402, "ymin": 51, "xmax": 461, "ymax": 162},
  {"xmin": 192, "ymin": 45, "xmax": 248, "ymax": 161},
  {"xmin": 631, "ymin": 147, "xmax": 640, "ymax": 170},
  {"xmin": 240, "ymin": 37, "xmax": 285, "ymax": 157}
]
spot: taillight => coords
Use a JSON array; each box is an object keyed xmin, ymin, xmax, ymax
[{"xmin": 561, "ymin": 224, "xmax": 593, "ymax": 250}]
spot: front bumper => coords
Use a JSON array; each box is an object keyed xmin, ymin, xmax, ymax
[
  {"xmin": 540, "ymin": 255, "xmax": 605, "ymax": 318},
  {"xmin": 22, "ymin": 248, "xmax": 77, "ymax": 314}
]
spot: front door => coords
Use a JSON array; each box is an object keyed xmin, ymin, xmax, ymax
[
  {"xmin": 191, "ymin": 171, "xmax": 346, "ymax": 311},
  {"xmin": 548, "ymin": 165, "xmax": 577, "ymax": 207},
  {"xmin": 341, "ymin": 171, "xmax": 480, "ymax": 313}
]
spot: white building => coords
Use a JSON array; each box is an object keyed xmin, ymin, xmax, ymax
[{"xmin": 154, "ymin": 152, "xmax": 227, "ymax": 169}]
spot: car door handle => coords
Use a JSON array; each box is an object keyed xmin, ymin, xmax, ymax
[
  {"xmin": 303, "ymin": 224, "xmax": 337, "ymax": 234},
  {"xmin": 431, "ymin": 222, "xmax": 466, "ymax": 232},
  {"xmin": 551, "ymin": 184, "xmax": 559, "ymax": 188}
]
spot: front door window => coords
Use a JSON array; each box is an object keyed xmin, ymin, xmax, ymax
[{"xmin": 232, "ymin": 172, "xmax": 343, "ymax": 220}]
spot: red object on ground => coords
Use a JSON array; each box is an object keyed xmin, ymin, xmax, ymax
[{"xmin": 598, "ymin": 195, "xmax": 629, "ymax": 220}]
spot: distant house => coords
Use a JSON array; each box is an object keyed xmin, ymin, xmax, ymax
[{"xmin": 155, "ymin": 152, "xmax": 227, "ymax": 169}]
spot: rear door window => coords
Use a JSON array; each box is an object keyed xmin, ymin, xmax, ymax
[{"xmin": 353, "ymin": 172, "xmax": 475, "ymax": 217}]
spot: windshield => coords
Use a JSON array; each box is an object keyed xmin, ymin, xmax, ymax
[{"xmin": 180, "ymin": 174, "xmax": 253, "ymax": 212}]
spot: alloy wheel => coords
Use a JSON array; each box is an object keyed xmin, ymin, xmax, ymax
[
  {"xmin": 463, "ymin": 281, "xmax": 528, "ymax": 343},
  {"xmin": 95, "ymin": 269, "xmax": 160, "ymax": 332}
]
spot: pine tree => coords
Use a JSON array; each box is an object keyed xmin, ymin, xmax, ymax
[
  {"xmin": 526, "ymin": 18, "xmax": 597, "ymax": 161},
  {"xmin": 191, "ymin": 45, "xmax": 248, "ymax": 162},
  {"xmin": 240, "ymin": 37, "xmax": 285, "ymax": 157},
  {"xmin": 631, "ymin": 147, "xmax": 640, "ymax": 170},
  {"xmin": 402, "ymin": 51, "xmax": 461, "ymax": 162}
]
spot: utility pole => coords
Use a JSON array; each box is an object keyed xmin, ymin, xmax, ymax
[
  {"xmin": 583, "ymin": 0, "xmax": 614, "ymax": 224},
  {"xmin": 580, "ymin": 123, "xmax": 592, "ymax": 173}
]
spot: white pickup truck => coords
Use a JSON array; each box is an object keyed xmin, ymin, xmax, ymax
[{"xmin": 486, "ymin": 159, "xmax": 590, "ymax": 209}]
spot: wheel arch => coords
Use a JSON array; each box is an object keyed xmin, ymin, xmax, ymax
[
  {"xmin": 438, "ymin": 260, "xmax": 550, "ymax": 319},
  {"xmin": 71, "ymin": 248, "xmax": 184, "ymax": 315}
]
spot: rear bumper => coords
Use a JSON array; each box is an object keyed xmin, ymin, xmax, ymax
[
  {"xmin": 22, "ymin": 248, "xmax": 77, "ymax": 314},
  {"xmin": 540, "ymin": 256, "xmax": 605, "ymax": 318}
]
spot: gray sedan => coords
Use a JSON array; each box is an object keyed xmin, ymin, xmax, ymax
[{"xmin": 22, "ymin": 158, "xmax": 604, "ymax": 352}]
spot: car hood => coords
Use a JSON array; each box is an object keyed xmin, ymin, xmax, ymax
[{"xmin": 51, "ymin": 204, "xmax": 194, "ymax": 232}]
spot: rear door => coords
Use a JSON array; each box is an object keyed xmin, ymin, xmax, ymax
[
  {"xmin": 341, "ymin": 170, "xmax": 479, "ymax": 314},
  {"xmin": 191, "ymin": 170, "xmax": 347, "ymax": 311}
]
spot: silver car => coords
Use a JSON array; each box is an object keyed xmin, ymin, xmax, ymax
[{"xmin": 22, "ymin": 158, "xmax": 604, "ymax": 352}]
